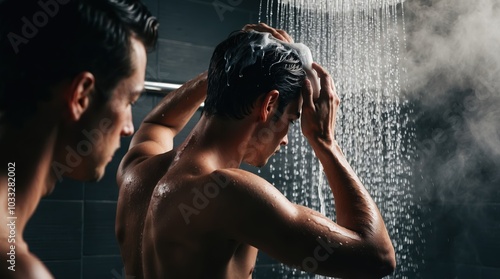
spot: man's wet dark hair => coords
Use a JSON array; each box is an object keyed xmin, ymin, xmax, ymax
[
  {"xmin": 203, "ymin": 30, "xmax": 306, "ymax": 120},
  {"xmin": 0, "ymin": 0, "xmax": 159, "ymax": 124}
]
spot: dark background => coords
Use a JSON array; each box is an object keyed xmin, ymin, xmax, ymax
[{"xmin": 24, "ymin": 0, "xmax": 500, "ymax": 278}]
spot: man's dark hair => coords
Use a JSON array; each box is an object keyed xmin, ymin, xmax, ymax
[
  {"xmin": 204, "ymin": 31, "xmax": 306, "ymax": 120},
  {"xmin": 0, "ymin": 0, "xmax": 158, "ymax": 124}
]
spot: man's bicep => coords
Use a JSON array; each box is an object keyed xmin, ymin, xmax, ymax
[
  {"xmin": 118, "ymin": 123, "xmax": 175, "ymax": 177},
  {"xmin": 217, "ymin": 173, "xmax": 364, "ymax": 276},
  {"xmin": 130, "ymin": 122, "xmax": 176, "ymax": 153}
]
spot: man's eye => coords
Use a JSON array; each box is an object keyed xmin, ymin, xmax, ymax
[
  {"xmin": 129, "ymin": 92, "xmax": 144, "ymax": 107},
  {"xmin": 130, "ymin": 96, "xmax": 142, "ymax": 107}
]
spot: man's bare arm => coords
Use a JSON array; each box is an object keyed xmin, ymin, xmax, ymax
[
  {"xmin": 210, "ymin": 167, "xmax": 394, "ymax": 278},
  {"xmin": 302, "ymin": 63, "xmax": 393, "ymax": 243},
  {"xmin": 303, "ymin": 62, "xmax": 395, "ymax": 275},
  {"xmin": 117, "ymin": 72, "xmax": 207, "ymax": 180}
]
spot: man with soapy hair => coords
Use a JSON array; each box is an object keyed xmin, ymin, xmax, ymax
[{"xmin": 117, "ymin": 23, "xmax": 396, "ymax": 278}]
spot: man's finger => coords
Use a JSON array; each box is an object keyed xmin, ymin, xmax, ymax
[
  {"xmin": 301, "ymin": 79, "xmax": 314, "ymax": 110},
  {"xmin": 276, "ymin": 29, "xmax": 293, "ymax": 43},
  {"xmin": 242, "ymin": 23, "xmax": 256, "ymax": 31},
  {"xmin": 243, "ymin": 23, "xmax": 287, "ymax": 42},
  {"xmin": 312, "ymin": 63, "xmax": 333, "ymax": 96}
]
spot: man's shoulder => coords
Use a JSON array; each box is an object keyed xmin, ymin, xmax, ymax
[
  {"xmin": 129, "ymin": 149, "xmax": 176, "ymax": 171},
  {"xmin": 198, "ymin": 168, "xmax": 275, "ymax": 198},
  {"xmin": 118, "ymin": 150, "xmax": 176, "ymax": 187},
  {"xmin": 0, "ymin": 245, "xmax": 53, "ymax": 279},
  {"xmin": 207, "ymin": 168, "xmax": 263, "ymax": 185}
]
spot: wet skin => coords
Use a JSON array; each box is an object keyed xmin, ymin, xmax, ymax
[
  {"xmin": 134, "ymin": 100, "xmax": 298, "ymax": 279},
  {"xmin": 117, "ymin": 24, "xmax": 395, "ymax": 279}
]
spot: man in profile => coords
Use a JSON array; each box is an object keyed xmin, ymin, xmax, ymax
[
  {"xmin": 117, "ymin": 24, "xmax": 396, "ymax": 278},
  {"xmin": 0, "ymin": 0, "xmax": 158, "ymax": 278}
]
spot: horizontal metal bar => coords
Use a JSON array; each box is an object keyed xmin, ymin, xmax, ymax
[
  {"xmin": 144, "ymin": 81, "xmax": 182, "ymax": 92},
  {"xmin": 144, "ymin": 81, "xmax": 205, "ymax": 107}
]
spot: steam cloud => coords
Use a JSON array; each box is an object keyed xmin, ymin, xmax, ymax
[{"xmin": 404, "ymin": 0, "xmax": 500, "ymax": 203}]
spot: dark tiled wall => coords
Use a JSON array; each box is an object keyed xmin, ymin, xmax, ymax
[
  {"xmin": 412, "ymin": 88, "xmax": 500, "ymax": 278},
  {"xmin": 23, "ymin": 1, "xmax": 500, "ymax": 279},
  {"xmin": 143, "ymin": 0, "xmax": 260, "ymax": 84}
]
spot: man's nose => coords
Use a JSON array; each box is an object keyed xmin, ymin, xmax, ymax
[
  {"xmin": 281, "ymin": 134, "xmax": 288, "ymax": 146},
  {"xmin": 121, "ymin": 112, "xmax": 134, "ymax": 137}
]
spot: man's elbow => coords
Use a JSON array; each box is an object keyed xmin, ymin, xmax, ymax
[
  {"xmin": 371, "ymin": 245, "xmax": 396, "ymax": 278},
  {"xmin": 355, "ymin": 239, "xmax": 396, "ymax": 278},
  {"xmin": 378, "ymin": 250, "xmax": 396, "ymax": 277}
]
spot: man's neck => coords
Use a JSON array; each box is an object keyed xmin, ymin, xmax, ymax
[
  {"xmin": 183, "ymin": 115, "xmax": 258, "ymax": 170},
  {"xmin": 0, "ymin": 116, "xmax": 60, "ymax": 238}
]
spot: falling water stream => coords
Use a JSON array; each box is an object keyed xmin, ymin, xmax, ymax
[{"xmin": 258, "ymin": 1, "xmax": 419, "ymax": 278}]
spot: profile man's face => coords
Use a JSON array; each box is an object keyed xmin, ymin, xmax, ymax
[
  {"xmin": 75, "ymin": 37, "xmax": 147, "ymax": 182},
  {"xmin": 247, "ymin": 97, "xmax": 302, "ymax": 168}
]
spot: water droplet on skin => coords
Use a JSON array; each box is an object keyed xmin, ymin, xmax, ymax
[{"xmin": 156, "ymin": 185, "xmax": 170, "ymax": 198}]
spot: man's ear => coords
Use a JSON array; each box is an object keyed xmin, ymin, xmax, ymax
[
  {"xmin": 259, "ymin": 90, "xmax": 280, "ymax": 122},
  {"xmin": 65, "ymin": 72, "xmax": 95, "ymax": 121}
]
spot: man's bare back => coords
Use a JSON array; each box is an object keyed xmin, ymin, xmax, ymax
[
  {"xmin": 116, "ymin": 152, "xmax": 176, "ymax": 277},
  {"xmin": 117, "ymin": 25, "xmax": 395, "ymax": 279},
  {"xmin": 117, "ymin": 144, "xmax": 259, "ymax": 278},
  {"xmin": 117, "ymin": 130, "xmax": 260, "ymax": 278},
  {"xmin": 142, "ymin": 152, "xmax": 259, "ymax": 278},
  {"xmin": 116, "ymin": 71, "xmax": 212, "ymax": 278}
]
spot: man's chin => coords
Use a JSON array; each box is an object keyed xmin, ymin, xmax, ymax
[
  {"xmin": 243, "ymin": 155, "xmax": 273, "ymax": 168},
  {"xmin": 82, "ymin": 167, "xmax": 106, "ymax": 183},
  {"xmin": 91, "ymin": 168, "xmax": 106, "ymax": 182},
  {"xmin": 251, "ymin": 159, "xmax": 269, "ymax": 168},
  {"xmin": 58, "ymin": 173, "xmax": 99, "ymax": 184}
]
